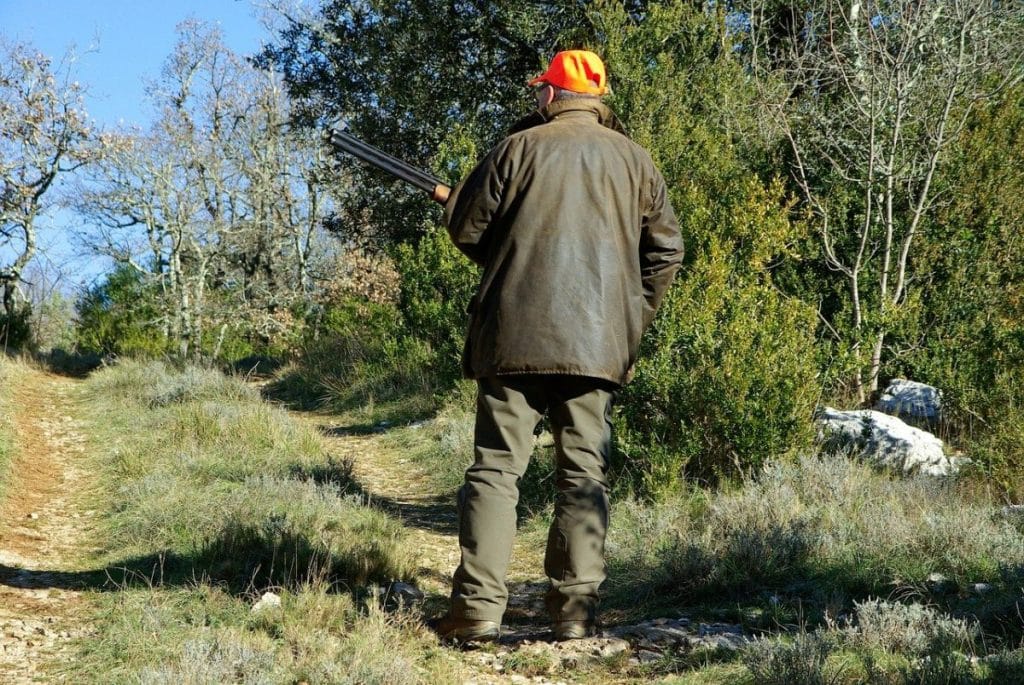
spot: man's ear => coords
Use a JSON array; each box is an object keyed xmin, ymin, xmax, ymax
[{"xmin": 538, "ymin": 84, "xmax": 555, "ymax": 108}]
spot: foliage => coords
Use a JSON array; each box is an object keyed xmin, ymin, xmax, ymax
[
  {"xmin": 0, "ymin": 303, "xmax": 31, "ymax": 350},
  {"xmin": 259, "ymin": 0, "xmax": 595, "ymax": 245},
  {"xmin": 74, "ymin": 265, "xmax": 171, "ymax": 358},
  {"xmin": 395, "ymin": 226, "xmax": 479, "ymax": 389},
  {"xmin": 745, "ymin": 0, "xmax": 1024, "ymax": 400},
  {"xmin": 605, "ymin": 455, "xmax": 1024, "ymax": 608},
  {"xmin": 593, "ymin": 1, "xmax": 820, "ymax": 490},
  {"xmin": 269, "ymin": 295, "xmax": 442, "ymax": 422},
  {"xmin": 742, "ymin": 632, "xmax": 839, "ymax": 685},
  {"xmin": 849, "ymin": 599, "xmax": 976, "ymax": 658}
]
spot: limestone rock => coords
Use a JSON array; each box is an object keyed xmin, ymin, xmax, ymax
[
  {"xmin": 251, "ymin": 591, "xmax": 282, "ymax": 614},
  {"xmin": 816, "ymin": 407, "xmax": 957, "ymax": 476},
  {"xmin": 875, "ymin": 379, "xmax": 942, "ymax": 425}
]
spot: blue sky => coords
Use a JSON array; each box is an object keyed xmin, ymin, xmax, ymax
[
  {"xmin": 0, "ymin": 0, "xmax": 278, "ymax": 290},
  {"xmin": 0, "ymin": 0, "xmax": 270, "ymax": 127}
]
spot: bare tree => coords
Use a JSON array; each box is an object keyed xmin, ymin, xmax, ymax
[
  {"xmin": 77, "ymin": 21, "xmax": 333, "ymax": 359},
  {"xmin": 747, "ymin": 0, "xmax": 1024, "ymax": 401},
  {"xmin": 0, "ymin": 41, "xmax": 95, "ymax": 323}
]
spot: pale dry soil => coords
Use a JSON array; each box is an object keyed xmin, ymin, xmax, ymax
[{"xmin": 0, "ymin": 369, "xmax": 99, "ymax": 684}]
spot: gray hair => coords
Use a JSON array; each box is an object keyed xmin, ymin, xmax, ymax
[{"xmin": 551, "ymin": 85, "xmax": 604, "ymax": 101}]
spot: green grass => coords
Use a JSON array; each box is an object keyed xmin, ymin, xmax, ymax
[
  {"xmin": 0, "ymin": 355, "xmax": 26, "ymax": 502},
  {"xmin": 69, "ymin": 359, "xmax": 464, "ymax": 683},
  {"xmin": 603, "ymin": 455, "xmax": 1024, "ymax": 640},
  {"xmin": 64, "ymin": 358, "xmax": 1024, "ymax": 683}
]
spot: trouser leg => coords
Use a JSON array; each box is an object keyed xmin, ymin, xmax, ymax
[
  {"xmin": 450, "ymin": 376, "xmax": 543, "ymax": 622},
  {"xmin": 543, "ymin": 379, "xmax": 614, "ymax": 622}
]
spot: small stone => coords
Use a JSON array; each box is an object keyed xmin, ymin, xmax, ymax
[
  {"xmin": 510, "ymin": 675, "xmax": 529, "ymax": 684},
  {"xmin": 926, "ymin": 572, "xmax": 957, "ymax": 594},
  {"xmin": 971, "ymin": 583, "xmax": 994, "ymax": 595},
  {"xmin": 638, "ymin": 649, "xmax": 661, "ymax": 663},
  {"xmin": 27, "ymin": 512, "xmax": 39, "ymax": 520},
  {"xmin": 251, "ymin": 591, "xmax": 282, "ymax": 613}
]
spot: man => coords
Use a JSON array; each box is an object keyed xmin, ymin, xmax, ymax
[{"xmin": 434, "ymin": 50, "xmax": 683, "ymax": 643}]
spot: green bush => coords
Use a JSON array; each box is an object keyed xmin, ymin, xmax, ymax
[
  {"xmin": 270, "ymin": 297, "xmax": 440, "ymax": 419},
  {"xmin": 74, "ymin": 265, "xmax": 173, "ymax": 358},
  {"xmin": 0, "ymin": 304, "xmax": 31, "ymax": 350},
  {"xmin": 615, "ymin": 185, "xmax": 820, "ymax": 492},
  {"xmin": 591, "ymin": 1, "xmax": 822, "ymax": 493},
  {"xmin": 395, "ymin": 225, "xmax": 479, "ymax": 389}
]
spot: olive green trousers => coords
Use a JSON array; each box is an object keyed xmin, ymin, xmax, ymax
[{"xmin": 449, "ymin": 374, "xmax": 615, "ymax": 624}]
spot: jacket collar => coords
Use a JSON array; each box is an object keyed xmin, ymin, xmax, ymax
[{"xmin": 508, "ymin": 99, "xmax": 629, "ymax": 137}]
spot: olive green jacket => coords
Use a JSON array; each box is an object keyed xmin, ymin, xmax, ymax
[{"xmin": 443, "ymin": 98, "xmax": 683, "ymax": 385}]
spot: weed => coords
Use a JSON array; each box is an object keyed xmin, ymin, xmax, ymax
[
  {"xmin": 742, "ymin": 631, "xmax": 843, "ymax": 685},
  {"xmin": 68, "ymin": 362, "xmax": 445, "ymax": 681},
  {"xmin": 849, "ymin": 599, "xmax": 977, "ymax": 657},
  {"xmin": 605, "ymin": 455, "xmax": 1024, "ymax": 613}
]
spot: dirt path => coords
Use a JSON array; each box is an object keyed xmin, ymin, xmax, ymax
[
  {"xmin": 304, "ymin": 416, "xmax": 551, "ymax": 608},
  {"xmin": 0, "ymin": 369, "xmax": 97, "ymax": 684}
]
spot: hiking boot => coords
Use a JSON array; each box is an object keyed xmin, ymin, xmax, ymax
[
  {"xmin": 552, "ymin": 620, "xmax": 599, "ymax": 641},
  {"xmin": 431, "ymin": 615, "xmax": 500, "ymax": 645}
]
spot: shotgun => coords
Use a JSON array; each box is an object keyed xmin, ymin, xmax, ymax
[{"xmin": 328, "ymin": 128, "xmax": 451, "ymax": 204}]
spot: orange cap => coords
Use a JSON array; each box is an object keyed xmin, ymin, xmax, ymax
[{"xmin": 527, "ymin": 50, "xmax": 608, "ymax": 96}]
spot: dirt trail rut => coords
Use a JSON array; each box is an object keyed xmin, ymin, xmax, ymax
[{"xmin": 0, "ymin": 370, "xmax": 97, "ymax": 684}]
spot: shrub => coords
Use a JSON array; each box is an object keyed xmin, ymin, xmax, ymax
[
  {"xmin": 0, "ymin": 304, "xmax": 31, "ymax": 350},
  {"xmin": 743, "ymin": 632, "xmax": 839, "ymax": 685},
  {"xmin": 594, "ymin": 1, "xmax": 822, "ymax": 493},
  {"xmin": 74, "ymin": 264, "xmax": 173, "ymax": 358},
  {"xmin": 605, "ymin": 455, "xmax": 1024, "ymax": 608},
  {"xmin": 850, "ymin": 599, "xmax": 977, "ymax": 657},
  {"xmin": 270, "ymin": 297, "xmax": 440, "ymax": 418},
  {"xmin": 394, "ymin": 225, "xmax": 478, "ymax": 390},
  {"xmin": 615, "ymin": 250, "xmax": 821, "ymax": 493}
]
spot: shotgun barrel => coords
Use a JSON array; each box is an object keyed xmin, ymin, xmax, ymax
[{"xmin": 328, "ymin": 128, "xmax": 450, "ymax": 203}]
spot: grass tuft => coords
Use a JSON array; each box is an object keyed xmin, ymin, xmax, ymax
[
  {"xmin": 69, "ymin": 361, "xmax": 455, "ymax": 682},
  {"xmin": 606, "ymin": 455, "xmax": 1024, "ymax": 625}
]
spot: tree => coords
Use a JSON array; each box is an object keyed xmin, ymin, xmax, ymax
[
  {"xmin": 258, "ymin": 0, "xmax": 597, "ymax": 246},
  {"xmin": 746, "ymin": 0, "xmax": 1024, "ymax": 401},
  {"xmin": 0, "ymin": 40, "xmax": 94, "ymax": 334},
  {"xmin": 77, "ymin": 21, "xmax": 334, "ymax": 360}
]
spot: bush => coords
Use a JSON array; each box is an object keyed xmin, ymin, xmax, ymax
[
  {"xmin": 394, "ymin": 225, "xmax": 479, "ymax": 390},
  {"xmin": 743, "ymin": 632, "xmax": 838, "ymax": 685},
  {"xmin": 0, "ymin": 304, "xmax": 31, "ymax": 350},
  {"xmin": 270, "ymin": 297, "xmax": 440, "ymax": 419},
  {"xmin": 605, "ymin": 455, "xmax": 1024, "ymax": 608},
  {"xmin": 850, "ymin": 599, "xmax": 977, "ymax": 657},
  {"xmin": 74, "ymin": 264, "xmax": 173, "ymax": 358},
  {"xmin": 616, "ymin": 257, "xmax": 820, "ymax": 493}
]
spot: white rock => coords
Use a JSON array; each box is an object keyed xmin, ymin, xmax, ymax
[
  {"xmin": 251, "ymin": 591, "xmax": 282, "ymax": 613},
  {"xmin": 817, "ymin": 407, "xmax": 957, "ymax": 476},
  {"xmin": 875, "ymin": 379, "xmax": 942, "ymax": 424}
]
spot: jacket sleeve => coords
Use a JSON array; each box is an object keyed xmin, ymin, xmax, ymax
[
  {"xmin": 640, "ymin": 170, "xmax": 684, "ymax": 329},
  {"xmin": 442, "ymin": 143, "xmax": 509, "ymax": 267}
]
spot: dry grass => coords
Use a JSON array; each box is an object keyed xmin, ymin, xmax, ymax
[
  {"xmin": 67, "ymin": 359, "xmax": 463, "ymax": 683},
  {"xmin": 606, "ymin": 455, "xmax": 1024, "ymax": 610},
  {"xmin": 0, "ymin": 355, "xmax": 29, "ymax": 501}
]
